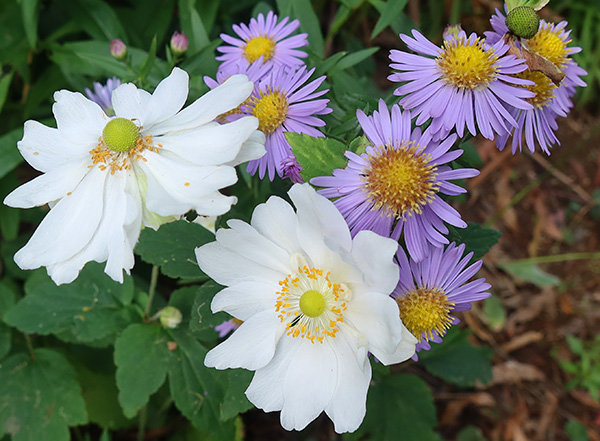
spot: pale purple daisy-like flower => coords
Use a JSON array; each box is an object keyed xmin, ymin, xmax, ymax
[
  {"xmin": 485, "ymin": 9, "xmax": 587, "ymax": 154},
  {"xmin": 389, "ymin": 30, "xmax": 535, "ymax": 140},
  {"xmin": 311, "ymin": 100, "xmax": 479, "ymax": 262},
  {"xmin": 281, "ymin": 155, "xmax": 304, "ymax": 183},
  {"xmin": 204, "ymin": 57, "xmax": 272, "ymax": 91},
  {"xmin": 214, "ymin": 318, "xmax": 242, "ymax": 338},
  {"xmin": 217, "ymin": 11, "xmax": 308, "ymax": 71},
  {"xmin": 84, "ymin": 77, "xmax": 121, "ymax": 116},
  {"xmin": 392, "ymin": 243, "xmax": 491, "ymax": 355},
  {"xmin": 242, "ymin": 65, "xmax": 331, "ymax": 181}
]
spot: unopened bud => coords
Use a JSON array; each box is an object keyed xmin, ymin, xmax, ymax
[
  {"xmin": 170, "ymin": 31, "xmax": 189, "ymax": 56},
  {"xmin": 443, "ymin": 24, "xmax": 463, "ymax": 40},
  {"xmin": 110, "ymin": 39, "xmax": 127, "ymax": 60},
  {"xmin": 506, "ymin": 6, "xmax": 540, "ymax": 40},
  {"xmin": 159, "ymin": 306, "xmax": 183, "ymax": 329}
]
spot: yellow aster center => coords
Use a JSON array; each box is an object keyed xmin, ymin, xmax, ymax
[
  {"xmin": 363, "ymin": 142, "xmax": 439, "ymax": 219},
  {"xmin": 396, "ymin": 287, "xmax": 455, "ymax": 342},
  {"xmin": 244, "ymin": 36, "xmax": 276, "ymax": 63},
  {"xmin": 276, "ymin": 264, "xmax": 349, "ymax": 344},
  {"xmin": 90, "ymin": 119, "xmax": 160, "ymax": 174},
  {"xmin": 517, "ymin": 70, "xmax": 556, "ymax": 108},
  {"xmin": 527, "ymin": 26, "xmax": 569, "ymax": 68},
  {"xmin": 437, "ymin": 37, "xmax": 498, "ymax": 89},
  {"xmin": 252, "ymin": 89, "xmax": 288, "ymax": 135}
]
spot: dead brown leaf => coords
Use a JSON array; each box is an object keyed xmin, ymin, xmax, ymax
[
  {"xmin": 501, "ymin": 331, "xmax": 544, "ymax": 354},
  {"xmin": 489, "ymin": 360, "xmax": 545, "ymax": 386}
]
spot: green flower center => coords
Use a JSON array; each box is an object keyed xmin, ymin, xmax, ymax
[
  {"xmin": 299, "ymin": 289, "xmax": 326, "ymax": 318},
  {"xmin": 102, "ymin": 118, "xmax": 140, "ymax": 153}
]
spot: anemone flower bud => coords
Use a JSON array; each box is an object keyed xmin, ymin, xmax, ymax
[
  {"xmin": 110, "ymin": 39, "xmax": 127, "ymax": 60},
  {"xmin": 170, "ymin": 31, "xmax": 189, "ymax": 55}
]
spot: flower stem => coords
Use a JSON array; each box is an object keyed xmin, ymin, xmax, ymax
[
  {"xmin": 24, "ymin": 333, "xmax": 34, "ymax": 358},
  {"xmin": 501, "ymin": 252, "xmax": 600, "ymax": 265},
  {"xmin": 137, "ymin": 405, "xmax": 147, "ymax": 441},
  {"xmin": 144, "ymin": 265, "xmax": 160, "ymax": 318}
]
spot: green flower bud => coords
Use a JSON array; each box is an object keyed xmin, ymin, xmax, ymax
[
  {"xmin": 506, "ymin": 6, "xmax": 541, "ymax": 40},
  {"xmin": 159, "ymin": 306, "xmax": 183, "ymax": 329}
]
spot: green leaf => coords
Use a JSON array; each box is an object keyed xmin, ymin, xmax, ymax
[
  {"xmin": 329, "ymin": 47, "xmax": 380, "ymax": 75},
  {"xmin": 292, "ymin": 0, "xmax": 324, "ymax": 57},
  {"xmin": 136, "ymin": 220, "xmax": 214, "ymax": 279},
  {"xmin": 4, "ymin": 263, "xmax": 137, "ymax": 345},
  {"xmin": 0, "ymin": 349, "xmax": 87, "ymax": 441},
  {"xmin": 0, "ymin": 71, "xmax": 14, "ymax": 114},
  {"xmin": 287, "ymin": 133, "xmax": 348, "ymax": 182},
  {"xmin": 566, "ymin": 335, "xmax": 584, "ymax": 355},
  {"xmin": 506, "ymin": 0, "xmax": 549, "ymax": 11},
  {"xmin": 565, "ymin": 420, "xmax": 590, "ymax": 441},
  {"xmin": 189, "ymin": 283, "xmax": 229, "ymax": 340},
  {"xmin": 447, "ymin": 222, "xmax": 501, "ymax": 261},
  {"xmin": 19, "ymin": 0, "xmax": 39, "ymax": 48},
  {"xmin": 0, "ymin": 280, "xmax": 17, "ymax": 360},
  {"xmin": 457, "ymin": 426, "xmax": 488, "ymax": 441},
  {"xmin": 0, "ymin": 127, "xmax": 24, "ymax": 180},
  {"xmin": 345, "ymin": 373, "xmax": 442, "ymax": 441},
  {"xmin": 0, "ymin": 173, "xmax": 21, "ymax": 241},
  {"xmin": 72, "ymin": 0, "xmax": 126, "ymax": 41},
  {"xmin": 419, "ymin": 327, "xmax": 493, "ymax": 387},
  {"xmin": 498, "ymin": 261, "xmax": 560, "ymax": 287},
  {"xmin": 167, "ymin": 329, "xmax": 235, "ymax": 440},
  {"xmin": 178, "ymin": 0, "xmax": 209, "ymax": 54},
  {"xmin": 138, "ymin": 35, "xmax": 157, "ymax": 83},
  {"xmin": 114, "ymin": 323, "xmax": 171, "ymax": 418},
  {"xmin": 482, "ymin": 295, "xmax": 505, "ymax": 332},
  {"xmin": 370, "ymin": 0, "xmax": 408, "ymax": 39},
  {"xmin": 220, "ymin": 369, "xmax": 253, "ymax": 420}
]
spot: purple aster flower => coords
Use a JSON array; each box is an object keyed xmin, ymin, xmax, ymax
[
  {"xmin": 281, "ymin": 154, "xmax": 304, "ymax": 183},
  {"xmin": 214, "ymin": 318, "xmax": 242, "ymax": 338},
  {"xmin": 392, "ymin": 243, "xmax": 491, "ymax": 355},
  {"xmin": 486, "ymin": 9, "xmax": 588, "ymax": 154},
  {"xmin": 217, "ymin": 11, "xmax": 308, "ymax": 71},
  {"xmin": 241, "ymin": 65, "xmax": 331, "ymax": 181},
  {"xmin": 311, "ymin": 100, "xmax": 479, "ymax": 262},
  {"xmin": 84, "ymin": 77, "xmax": 121, "ymax": 116},
  {"xmin": 388, "ymin": 29, "xmax": 535, "ymax": 141}
]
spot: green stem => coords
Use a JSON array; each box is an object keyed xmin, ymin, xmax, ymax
[
  {"xmin": 24, "ymin": 333, "xmax": 34, "ymax": 358},
  {"xmin": 144, "ymin": 265, "xmax": 160, "ymax": 318},
  {"xmin": 137, "ymin": 405, "xmax": 147, "ymax": 441},
  {"xmin": 502, "ymin": 252, "xmax": 600, "ymax": 265}
]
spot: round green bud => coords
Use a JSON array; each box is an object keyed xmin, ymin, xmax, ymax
[
  {"xmin": 102, "ymin": 118, "xmax": 139, "ymax": 152},
  {"xmin": 299, "ymin": 290, "xmax": 326, "ymax": 318},
  {"xmin": 506, "ymin": 6, "xmax": 541, "ymax": 40},
  {"xmin": 159, "ymin": 306, "xmax": 183, "ymax": 329}
]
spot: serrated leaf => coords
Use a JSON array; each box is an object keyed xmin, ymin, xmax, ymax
[
  {"xmin": 370, "ymin": 0, "xmax": 408, "ymax": 39},
  {"xmin": 447, "ymin": 222, "xmax": 501, "ymax": 261},
  {"xmin": 136, "ymin": 220, "xmax": 214, "ymax": 279},
  {"xmin": 220, "ymin": 369, "xmax": 253, "ymax": 421},
  {"xmin": 345, "ymin": 373, "xmax": 441, "ymax": 441},
  {"xmin": 167, "ymin": 329, "xmax": 235, "ymax": 440},
  {"xmin": 189, "ymin": 283, "xmax": 229, "ymax": 340},
  {"xmin": 0, "ymin": 349, "xmax": 87, "ymax": 441},
  {"xmin": 4, "ymin": 263, "xmax": 137, "ymax": 345},
  {"xmin": 114, "ymin": 323, "xmax": 171, "ymax": 418},
  {"xmin": 419, "ymin": 327, "xmax": 493, "ymax": 387},
  {"xmin": 287, "ymin": 133, "xmax": 348, "ymax": 183},
  {"xmin": 498, "ymin": 261, "xmax": 560, "ymax": 287}
]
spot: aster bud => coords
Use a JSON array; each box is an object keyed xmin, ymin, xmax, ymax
[
  {"xmin": 442, "ymin": 24, "xmax": 463, "ymax": 40},
  {"xmin": 170, "ymin": 31, "xmax": 189, "ymax": 56},
  {"xmin": 159, "ymin": 306, "xmax": 183, "ymax": 329},
  {"xmin": 110, "ymin": 39, "xmax": 127, "ymax": 60},
  {"xmin": 506, "ymin": 6, "xmax": 540, "ymax": 39}
]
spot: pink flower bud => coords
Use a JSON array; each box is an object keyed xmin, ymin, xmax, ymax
[
  {"xmin": 110, "ymin": 39, "xmax": 127, "ymax": 60},
  {"xmin": 170, "ymin": 31, "xmax": 189, "ymax": 55}
]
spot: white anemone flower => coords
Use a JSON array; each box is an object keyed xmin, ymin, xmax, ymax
[
  {"xmin": 4, "ymin": 67, "xmax": 265, "ymax": 285},
  {"xmin": 196, "ymin": 183, "xmax": 417, "ymax": 433}
]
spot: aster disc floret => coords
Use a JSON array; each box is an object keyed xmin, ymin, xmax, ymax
[
  {"xmin": 242, "ymin": 66, "xmax": 332, "ymax": 181},
  {"xmin": 312, "ymin": 100, "xmax": 479, "ymax": 262},
  {"xmin": 196, "ymin": 183, "xmax": 417, "ymax": 433},
  {"xmin": 392, "ymin": 243, "xmax": 491, "ymax": 355},
  {"xmin": 217, "ymin": 11, "xmax": 308, "ymax": 71},
  {"xmin": 84, "ymin": 77, "xmax": 121, "ymax": 116},
  {"xmin": 389, "ymin": 29, "xmax": 535, "ymax": 140},
  {"xmin": 486, "ymin": 9, "xmax": 587, "ymax": 154},
  {"xmin": 4, "ymin": 67, "xmax": 266, "ymax": 285}
]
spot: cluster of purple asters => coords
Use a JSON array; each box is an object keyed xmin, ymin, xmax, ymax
[{"xmin": 208, "ymin": 11, "xmax": 332, "ymax": 181}]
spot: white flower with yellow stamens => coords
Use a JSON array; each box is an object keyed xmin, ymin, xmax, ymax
[
  {"xmin": 196, "ymin": 183, "xmax": 417, "ymax": 433},
  {"xmin": 4, "ymin": 67, "xmax": 265, "ymax": 285}
]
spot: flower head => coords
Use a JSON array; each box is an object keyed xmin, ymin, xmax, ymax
[
  {"xmin": 4, "ymin": 68, "xmax": 265, "ymax": 285},
  {"xmin": 84, "ymin": 77, "xmax": 121, "ymax": 116},
  {"xmin": 392, "ymin": 243, "xmax": 491, "ymax": 355},
  {"xmin": 242, "ymin": 66, "xmax": 331, "ymax": 181},
  {"xmin": 389, "ymin": 30, "xmax": 535, "ymax": 140},
  {"xmin": 312, "ymin": 100, "xmax": 479, "ymax": 262},
  {"xmin": 196, "ymin": 183, "xmax": 416, "ymax": 433},
  {"xmin": 110, "ymin": 39, "xmax": 127, "ymax": 60},
  {"xmin": 217, "ymin": 11, "xmax": 308, "ymax": 71},
  {"xmin": 170, "ymin": 31, "xmax": 189, "ymax": 55}
]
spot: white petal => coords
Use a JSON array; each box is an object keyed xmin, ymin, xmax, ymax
[
  {"xmin": 52, "ymin": 90, "xmax": 108, "ymax": 146},
  {"xmin": 351, "ymin": 230, "xmax": 399, "ymax": 294},
  {"xmin": 280, "ymin": 339, "xmax": 338, "ymax": 431},
  {"xmin": 157, "ymin": 117, "xmax": 259, "ymax": 166},
  {"xmin": 4, "ymin": 161, "xmax": 89, "ymax": 208},
  {"xmin": 250, "ymin": 195, "xmax": 301, "ymax": 256},
  {"xmin": 142, "ymin": 67, "xmax": 189, "ymax": 129},
  {"xmin": 376, "ymin": 323, "xmax": 418, "ymax": 365},
  {"xmin": 226, "ymin": 129, "xmax": 266, "ymax": 166},
  {"xmin": 17, "ymin": 120, "xmax": 90, "ymax": 173},
  {"xmin": 325, "ymin": 331, "xmax": 371, "ymax": 434},
  {"xmin": 204, "ymin": 310, "xmax": 283, "ymax": 370},
  {"xmin": 211, "ymin": 280, "xmax": 279, "ymax": 320},
  {"xmin": 14, "ymin": 167, "xmax": 107, "ymax": 275},
  {"xmin": 149, "ymin": 74, "xmax": 253, "ymax": 135},
  {"xmin": 111, "ymin": 83, "xmax": 151, "ymax": 123}
]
